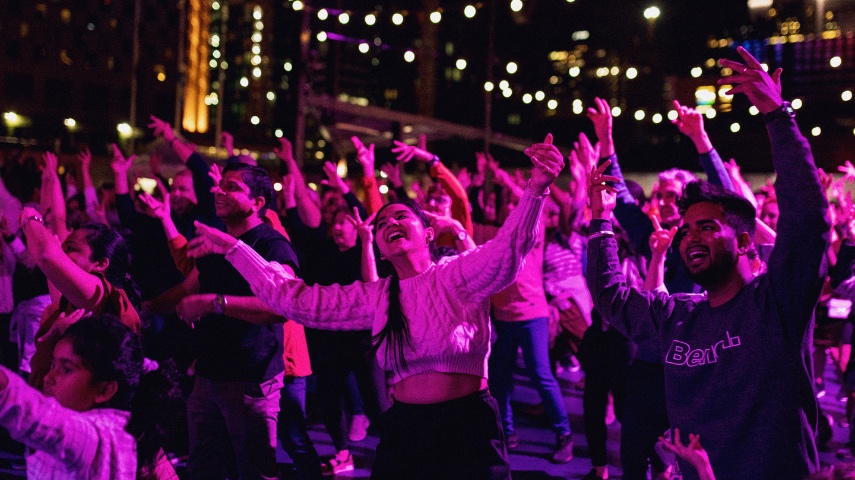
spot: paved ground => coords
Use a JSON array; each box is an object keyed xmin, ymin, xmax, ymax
[{"xmin": 0, "ymin": 354, "xmax": 850, "ymax": 479}]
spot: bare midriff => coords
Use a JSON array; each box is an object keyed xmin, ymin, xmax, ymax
[{"xmin": 392, "ymin": 372, "xmax": 488, "ymax": 404}]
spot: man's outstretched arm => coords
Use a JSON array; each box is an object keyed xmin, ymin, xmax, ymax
[{"xmin": 720, "ymin": 47, "xmax": 830, "ymax": 334}]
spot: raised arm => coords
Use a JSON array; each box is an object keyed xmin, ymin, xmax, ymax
[
  {"xmin": 76, "ymin": 148, "xmax": 103, "ymax": 223},
  {"xmin": 443, "ymin": 135, "xmax": 561, "ymax": 302},
  {"xmin": 0, "ymin": 367, "xmax": 111, "ymax": 473},
  {"xmin": 671, "ymin": 100, "xmax": 734, "ymax": 191},
  {"xmin": 720, "ymin": 46, "xmax": 830, "ymax": 331},
  {"xmin": 40, "ymin": 153, "xmax": 69, "ymax": 242},
  {"xmin": 18, "ymin": 207, "xmax": 107, "ymax": 311},
  {"xmin": 276, "ymin": 138, "xmax": 322, "ymax": 228},
  {"xmin": 345, "ymin": 208, "xmax": 380, "ymax": 283},
  {"xmin": 586, "ymin": 161, "xmax": 675, "ymax": 343},
  {"xmin": 391, "ymin": 140, "xmax": 474, "ymax": 235},
  {"xmin": 351, "ymin": 136, "xmax": 385, "ymax": 215},
  {"xmin": 187, "ymin": 221, "xmax": 380, "ymax": 330}
]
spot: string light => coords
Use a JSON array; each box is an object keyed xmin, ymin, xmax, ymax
[
  {"xmin": 456, "ymin": 59, "xmax": 467, "ymax": 70},
  {"xmin": 464, "ymin": 5, "xmax": 477, "ymax": 18},
  {"xmin": 392, "ymin": 13, "xmax": 404, "ymax": 25},
  {"xmin": 317, "ymin": 9, "xmax": 328, "ymax": 20},
  {"xmin": 510, "ymin": 0, "xmax": 523, "ymax": 12},
  {"xmin": 429, "ymin": 11, "xmax": 442, "ymax": 23}
]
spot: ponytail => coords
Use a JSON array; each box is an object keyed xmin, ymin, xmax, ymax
[{"xmin": 372, "ymin": 275, "xmax": 412, "ymax": 373}]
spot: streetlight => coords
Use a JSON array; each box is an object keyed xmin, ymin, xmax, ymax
[{"xmin": 643, "ymin": 6, "xmax": 660, "ymax": 19}]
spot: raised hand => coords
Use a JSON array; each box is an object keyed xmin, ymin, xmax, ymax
[
  {"xmin": 719, "ymin": 46, "xmax": 783, "ymax": 115},
  {"xmin": 344, "ymin": 207, "xmax": 376, "ymax": 245},
  {"xmin": 381, "ymin": 162, "xmax": 403, "ymax": 189},
  {"xmin": 818, "ymin": 168, "xmax": 833, "ymax": 194},
  {"xmin": 208, "ymin": 163, "xmax": 223, "ymax": 193},
  {"xmin": 110, "ymin": 144, "xmax": 135, "ymax": 175},
  {"xmin": 525, "ymin": 133, "xmax": 565, "ymax": 195},
  {"xmin": 351, "ymin": 136, "xmax": 376, "ymax": 176},
  {"xmin": 280, "ymin": 174, "xmax": 297, "ymax": 208},
  {"xmin": 41, "ymin": 152, "xmax": 59, "ymax": 178},
  {"xmin": 147, "ymin": 115, "xmax": 176, "ymax": 142},
  {"xmin": 221, "ymin": 131, "xmax": 235, "ymax": 156},
  {"xmin": 77, "ymin": 148, "xmax": 92, "ymax": 171},
  {"xmin": 423, "ymin": 210, "xmax": 464, "ymax": 236},
  {"xmin": 649, "ymin": 215, "xmax": 678, "ymax": 256},
  {"xmin": 672, "ymin": 101, "xmax": 704, "ymax": 139},
  {"xmin": 837, "ymin": 160, "xmax": 855, "ymax": 184},
  {"xmin": 586, "ymin": 97, "xmax": 614, "ymax": 157},
  {"xmin": 391, "ymin": 140, "xmax": 433, "ymax": 163},
  {"xmin": 321, "ymin": 161, "xmax": 349, "ymax": 192},
  {"xmin": 38, "ymin": 309, "xmax": 88, "ymax": 345},
  {"xmin": 274, "ymin": 137, "xmax": 296, "ymax": 164},
  {"xmin": 186, "ymin": 220, "xmax": 237, "ymax": 258},
  {"xmin": 138, "ymin": 191, "xmax": 170, "ymax": 220},
  {"xmin": 589, "ymin": 160, "xmax": 620, "ymax": 220},
  {"xmin": 658, "ymin": 429, "xmax": 714, "ymax": 480}
]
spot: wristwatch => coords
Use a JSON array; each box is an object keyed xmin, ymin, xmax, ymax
[
  {"xmin": 213, "ymin": 294, "xmax": 227, "ymax": 315},
  {"xmin": 763, "ymin": 101, "xmax": 795, "ymax": 123}
]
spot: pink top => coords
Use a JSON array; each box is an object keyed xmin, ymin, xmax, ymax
[
  {"xmin": 490, "ymin": 223, "xmax": 550, "ymax": 321},
  {"xmin": 0, "ymin": 367, "xmax": 137, "ymax": 479},
  {"xmin": 226, "ymin": 189, "xmax": 546, "ymax": 384}
]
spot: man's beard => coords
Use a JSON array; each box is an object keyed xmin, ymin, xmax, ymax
[{"xmin": 685, "ymin": 252, "xmax": 738, "ymax": 289}]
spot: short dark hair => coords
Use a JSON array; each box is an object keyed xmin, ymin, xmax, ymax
[
  {"xmin": 677, "ymin": 181, "xmax": 756, "ymax": 237},
  {"xmin": 222, "ymin": 163, "xmax": 275, "ymax": 217}
]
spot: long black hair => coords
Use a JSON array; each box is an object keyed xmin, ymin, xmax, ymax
[
  {"xmin": 370, "ymin": 200, "xmax": 439, "ymax": 372},
  {"xmin": 61, "ymin": 315, "xmax": 182, "ymax": 473},
  {"xmin": 77, "ymin": 223, "xmax": 142, "ymax": 310}
]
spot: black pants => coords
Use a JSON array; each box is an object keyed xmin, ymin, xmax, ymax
[
  {"xmin": 621, "ymin": 359, "xmax": 670, "ymax": 479},
  {"xmin": 371, "ymin": 389, "xmax": 510, "ymax": 480},
  {"xmin": 580, "ymin": 328, "xmax": 633, "ymax": 467},
  {"xmin": 306, "ymin": 328, "xmax": 390, "ymax": 451}
]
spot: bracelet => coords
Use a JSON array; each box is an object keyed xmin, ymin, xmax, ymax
[
  {"xmin": 428, "ymin": 155, "xmax": 440, "ymax": 169},
  {"xmin": 588, "ymin": 230, "xmax": 615, "ymax": 241},
  {"xmin": 23, "ymin": 215, "xmax": 44, "ymax": 227}
]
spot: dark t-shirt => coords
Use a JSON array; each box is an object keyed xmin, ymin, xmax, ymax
[{"xmin": 194, "ymin": 222, "xmax": 299, "ymax": 382}]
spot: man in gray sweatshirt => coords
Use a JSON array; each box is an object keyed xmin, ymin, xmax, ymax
[{"xmin": 586, "ymin": 46, "xmax": 830, "ymax": 480}]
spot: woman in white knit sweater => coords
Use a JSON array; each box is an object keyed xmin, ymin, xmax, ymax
[{"xmin": 187, "ymin": 136, "xmax": 564, "ymax": 480}]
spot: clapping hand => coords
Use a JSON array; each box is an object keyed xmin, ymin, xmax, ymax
[
  {"xmin": 837, "ymin": 160, "xmax": 855, "ymax": 184},
  {"xmin": 38, "ymin": 309, "xmax": 88, "ymax": 345}
]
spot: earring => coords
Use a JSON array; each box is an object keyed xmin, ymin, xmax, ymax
[{"xmin": 379, "ymin": 254, "xmax": 385, "ymax": 260}]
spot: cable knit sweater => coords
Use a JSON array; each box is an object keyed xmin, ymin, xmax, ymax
[
  {"xmin": 0, "ymin": 367, "xmax": 136, "ymax": 479},
  {"xmin": 227, "ymin": 189, "xmax": 546, "ymax": 384}
]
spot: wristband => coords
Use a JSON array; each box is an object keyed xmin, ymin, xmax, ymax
[
  {"xmin": 763, "ymin": 101, "xmax": 795, "ymax": 123},
  {"xmin": 23, "ymin": 215, "xmax": 44, "ymax": 227},
  {"xmin": 428, "ymin": 155, "xmax": 440, "ymax": 169},
  {"xmin": 213, "ymin": 294, "xmax": 227, "ymax": 315},
  {"xmin": 588, "ymin": 230, "xmax": 615, "ymax": 241}
]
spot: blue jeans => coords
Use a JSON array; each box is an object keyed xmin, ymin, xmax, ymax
[
  {"xmin": 279, "ymin": 376, "xmax": 323, "ymax": 480},
  {"xmin": 489, "ymin": 317, "xmax": 571, "ymax": 437}
]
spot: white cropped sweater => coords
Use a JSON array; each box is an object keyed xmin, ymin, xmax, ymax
[{"xmin": 226, "ymin": 189, "xmax": 545, "ymax": 384}]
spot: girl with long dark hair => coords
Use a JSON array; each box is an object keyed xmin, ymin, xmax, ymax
[{"xmin": 186, "ymin": 136, "xmax": 565, "ymax": 479}]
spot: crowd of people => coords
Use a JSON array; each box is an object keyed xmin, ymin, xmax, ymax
[{"xmin": 0, "ymin": 46, "xmax": 853, "ymax": 480}]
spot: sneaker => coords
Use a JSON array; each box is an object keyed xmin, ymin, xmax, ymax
[
  {"xmin": 506, "ymin": 433, "xmax": 520, "ymax": 450},
  {"xmin": 580, "ymin": 469, "xmax": 605, "ymax": 480},
  {"xmin": 321, "ymin": 451, "xmax": 354, "ymax": 476},
  {"xmin": 551, "ymin": 433, "xmax": 574, "ymax": 463},
  {"xmin": 348, "ymin": 414, "xmax": 370, "ymax": 442}
]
